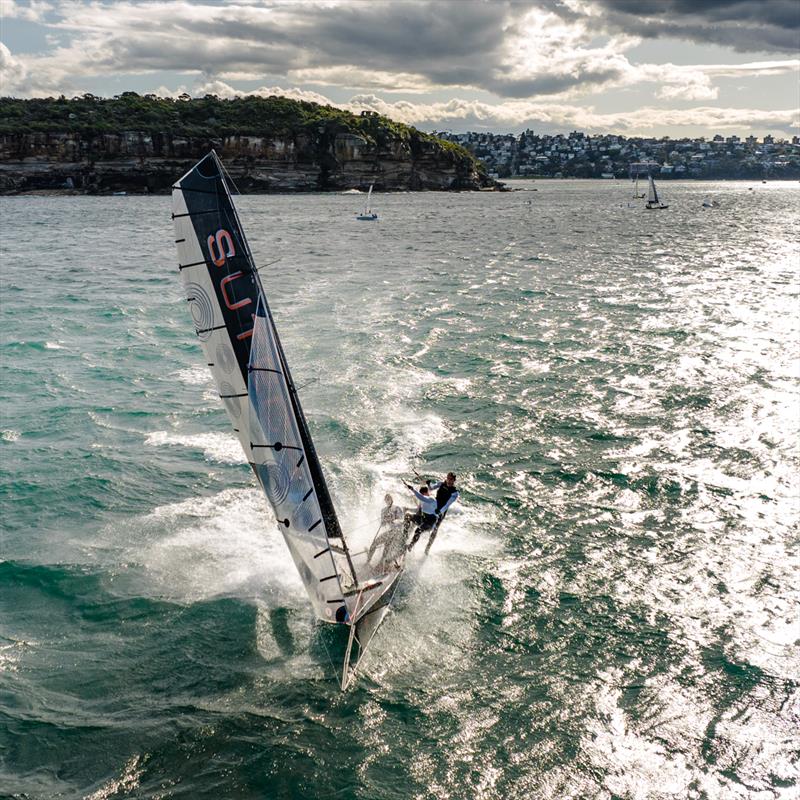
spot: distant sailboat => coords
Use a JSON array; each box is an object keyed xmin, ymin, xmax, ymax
[
  {"xmin": 172, "ymin": 152, "xmax": 404, "ymax": 690},
  {"xmin": 702, "ymin": 197, "xmax": 719, "ymax": 208},
  {"xmin": 645, "ymin": 175, "xmax": 668, "ymax": 209},
  {"xmin": 356, "ymin": 184, "xmax": 378, "ymax": 220},
  {"xmin": 632, "ymin": 175, "xmax": 645, "ymax": 199}
]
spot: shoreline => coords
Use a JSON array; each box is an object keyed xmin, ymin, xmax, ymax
[{"xmin": 2, "ymin": 177, "xmax": 797, "ymax": 198}]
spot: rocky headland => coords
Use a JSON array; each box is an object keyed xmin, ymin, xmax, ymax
[{"xmin": 0, "ymin": 94, "xmax": 496, "ymax": 194}]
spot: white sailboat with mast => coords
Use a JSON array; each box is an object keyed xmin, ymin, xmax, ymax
[
  {"xmin": 356, "ymin": 183, "xmax": 378, "ymax": 220},
  {"xmin": 172, "ymin": 152, "xmax": 403, "ymax": 689},
  {"xmin": 645, "ymin": 174, "xmax": 668, "ymax": 209}
]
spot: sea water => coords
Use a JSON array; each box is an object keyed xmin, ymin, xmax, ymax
[{"xmin": 1, "ymin": 181, "xmax": 798, "ymax": 799}]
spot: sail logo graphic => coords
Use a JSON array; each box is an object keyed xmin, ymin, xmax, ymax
[{"xmin": 207, "ymin": 228, "xmax": 254, "ymax": 339}]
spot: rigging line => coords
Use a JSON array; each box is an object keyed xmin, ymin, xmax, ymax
[
  {"xmin": 317, "ymin": 625, "xmax": 342, "ymax": 682},
  {"xmin": 295, "ymin": 376, "xmax": 320, "ymax": 391},
  {"xmin": 253, "ymin": 258, "xmax": 283, "ymax": 274},
  {"xmin": 344, "ymin": 516, "xmax": 385, "ymax": 534},
  {"xmin": 171, "ymin": 209, "xmax": 221, "ymax": 220},
  {"xmin": 219, "ymin": 158, "xmax": 243, "ymax": 196}
]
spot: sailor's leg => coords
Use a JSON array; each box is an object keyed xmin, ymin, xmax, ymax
[
  {"xmin": 408, "ymin": 526, "xmax": 423, "ymax": 550},
  {"xmin": 411, "ymin": 515, "xmax": 435, "ymax": 551},
  {"xmin": 424, "ymin": 513, "xmax": 446, "ymax": 555},
  {"xmin": 423, "ymin": 527, "xmax": 438, "ymax": 555}
]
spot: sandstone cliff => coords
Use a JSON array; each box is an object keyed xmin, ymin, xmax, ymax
[{"xmin": 0, "ymin": 125, "xmax": 494, "ymax": 194}]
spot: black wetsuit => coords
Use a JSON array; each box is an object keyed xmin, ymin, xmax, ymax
[
  {"xmin": 434, "ymin": 483, "xmax": 458, "ymax": 515},
  {"xmin": 420, "ymin": 481, "xmax": 459, "ymax": 554}
]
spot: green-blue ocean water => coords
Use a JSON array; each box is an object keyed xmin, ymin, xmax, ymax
[{"xmin": 1, "ymin": 180, "xmax": 798, "ymax": 799}]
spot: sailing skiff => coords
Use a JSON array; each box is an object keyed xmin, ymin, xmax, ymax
[
  {"xmin": 356, "ymin": 184, "xmax": 378, "ymax": 220},
  {"xmin": 645, "ymin": 175, "xmax": 668, "ymax": 210},
  {"xmin": 171, "ymin": 152, "xmax": 404, "ymax": 689}
]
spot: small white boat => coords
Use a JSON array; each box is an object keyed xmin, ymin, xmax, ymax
[
  {"xmin": 702, "ymin": 197, "xmax": 719, "ymax": 208},
  {"xmin": 356, "ymin": 184, "xmax": 378, "ymax": 220},
  {"xmin": 645, "ymin": 175, "xmax": 668, "ymax": 210}
]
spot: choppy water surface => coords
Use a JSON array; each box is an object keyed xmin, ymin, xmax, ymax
[{"xmin": 1, "ymin": 180, "xmax": 798, "ymax": 799}]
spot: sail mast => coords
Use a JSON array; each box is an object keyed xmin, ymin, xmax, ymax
[{"xmin": 211, "ymin": 154, "xmax": 352, "ymax": 563}]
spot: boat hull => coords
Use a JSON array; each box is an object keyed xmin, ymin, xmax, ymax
[{"xmin": 341, "ymin": 568, "xmax": 403, "ymax": 690}]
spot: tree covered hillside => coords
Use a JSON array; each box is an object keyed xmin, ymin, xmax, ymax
[{"xmin": 0, "ymin": 92, "xmax": 477, "ymax": 163}]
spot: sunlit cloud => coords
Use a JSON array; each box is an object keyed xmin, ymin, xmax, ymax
[
  {"xmin": 160, "ymin": 80, "xmax": 799, "ymax": 137},
  {"xmin": 343, "ymin": 93, "xmax": 800, "ymax": 135}
]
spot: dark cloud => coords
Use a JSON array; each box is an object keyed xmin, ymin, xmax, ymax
[
  {"xmin": 482, "ymin": 67, "xmax": 627, "ymax": 98},
  {"xmin": 75, "ymin": 1, "xmax": 518, "ymax": 91},
  {"xmin": 585, "ymin": 0, "xmax": 800, "ymax": 53}
]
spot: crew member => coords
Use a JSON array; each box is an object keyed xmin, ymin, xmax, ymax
[
  {"xmin": 422, "ymin": 472, "xmax": 459, "ymax": 553},
  {"xmin": 403, "ymin": 483, "xmax": 439, "ymax": 550},
  {"xmin": 367, "ymin": 494, "xmax": 406, "ymax": 569}
]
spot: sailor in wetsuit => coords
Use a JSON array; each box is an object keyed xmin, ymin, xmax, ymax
[
  {"xmin": 421, "ymin": 472, "xmax": 459, "ymax": 553},
  {"xmin": 403, "ymin": 483, "xmax": 439, "ymax": 550}
]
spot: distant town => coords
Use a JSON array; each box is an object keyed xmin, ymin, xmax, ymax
[{"xmin": 435, "ymin": 130, "xmax": 800, "ymax": 180}]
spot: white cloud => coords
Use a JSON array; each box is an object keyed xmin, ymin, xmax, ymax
[
  {"xmin": 0, "ymin": 42, "xmax": 26, "ymax": 88},
  {"xmin": 0, "ymin": 40, "xmax": 77, "ymax": 96},
  {"xmin": 167, "ymin": 84, "xmax": 799, "ymax": 135},
  {"xmin": 343, "ymin": 93, "xmax": 799, "ymax": 136},
  {"xmin": 288, "ymin": 66, "xmax": 435, "ymax": 94},
  {"xmin": 0, "ymin": 0, "xmax": 52, "ymax": 22},
  {"xmin": 194, "ymin": 80, "xmax": 335, "ymax": 106}
]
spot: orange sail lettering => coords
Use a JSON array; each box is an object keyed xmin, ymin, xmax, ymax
[{"xmin": 207, "ymin": 229, "xmax": 236, "ymax": 267}]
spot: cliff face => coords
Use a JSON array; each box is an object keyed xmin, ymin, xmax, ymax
[{"xmin": 0, "ymin": 129, "xmax": 493, "ymax": 194}]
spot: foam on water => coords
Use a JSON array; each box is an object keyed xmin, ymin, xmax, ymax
[
  {"xmin": 134, "ymin": 488, "xmax": 302, "ymax": 603},
  {"xmin": 144, "ymin": 429, "xmax": 245, "ymax": 464}
]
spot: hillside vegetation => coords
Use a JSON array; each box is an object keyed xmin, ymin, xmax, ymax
[{"xmin": 0, "ymin": 92, "xmax": 477, "ymax": 163}]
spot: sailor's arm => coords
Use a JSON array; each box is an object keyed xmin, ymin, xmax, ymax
[{"xmin": 439, "ymin": 491, "xmax": 459, "ymax": 515}]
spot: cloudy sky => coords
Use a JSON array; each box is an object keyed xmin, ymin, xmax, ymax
[{"xmin": 1, "ymin": 0, "xmax": 798, "ymax": 137}]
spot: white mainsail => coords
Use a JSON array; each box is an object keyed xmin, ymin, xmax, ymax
[
  {"xmin": 248, "ymin": 298, "xmax": 357, "ymax": 620},
  {"xmin": 365, "ymin": 183, "xmax": 373, "ymax": 215},
  {"xmin": 645, "ymin": 175, "xmax": 668, "ymax": 209},
  {"xmin": 171, "ymin": 152, "xmax": 403, "ymax": 688}
]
